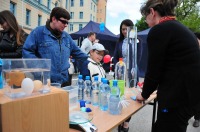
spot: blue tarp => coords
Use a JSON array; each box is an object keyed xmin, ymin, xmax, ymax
[
  {"xmin": 70, "ymin": 20, "xmax": 118, "ymax": 41},
  {"xmin": 137, "ymin": 28, "xmax": 150, "ymax": 77}
]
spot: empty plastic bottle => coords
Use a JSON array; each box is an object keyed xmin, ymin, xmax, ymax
[
  {"xmin": 115, "ymin": 58, "xmax": 126, "ymax": 80},
  {"xmin": 108, "ymin": 80, "xmax": 121, "ymax": 115},
  {"xmin": 77, "ymin": 75, "xmax": 84, "ymax": 101},
  {"xmin": 84, "ymin": 76, "xmax": 92, "ymax": 104},
  {"xmin": 99, "ymin": 79, "xmax": 111, "ymax": 111},
  {"xmin": 92, "ymin": 76, "xmax": 99, "ymax": 106}
]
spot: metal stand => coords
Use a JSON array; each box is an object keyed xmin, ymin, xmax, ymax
[{"xmin": 126, "ymin": 26, "xmax": 138, "ymax": 88}]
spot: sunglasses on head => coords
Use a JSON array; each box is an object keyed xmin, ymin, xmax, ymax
[{"xmin": 57, "ymin": 18, "xmax": 68, "ymax": 25}]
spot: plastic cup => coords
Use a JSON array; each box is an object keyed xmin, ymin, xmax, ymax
[
  {"xmin": 118, "ymin": 80, "xmax": 125, "ymax": 96},
  {"xmin": 62, "ymin": 86, "xmax": 79, "ymax": 111}
]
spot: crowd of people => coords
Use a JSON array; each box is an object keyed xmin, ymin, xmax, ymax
[{"xmin": 1, "ymin": 0, "xmax": 200, "ymax": 131}]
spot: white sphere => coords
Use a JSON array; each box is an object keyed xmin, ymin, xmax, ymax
[{"xmin": 21, "ymin": 78, "xmax": 34, "ymax": 95}]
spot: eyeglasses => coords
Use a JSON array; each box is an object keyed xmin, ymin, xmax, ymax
[
  {"xmin": 57, "ymin": 18, "xmax": 68, "ymax": 25},
  {"xmin": 144, "ymin": 14, "xmax": 150, "ymax": 23}
]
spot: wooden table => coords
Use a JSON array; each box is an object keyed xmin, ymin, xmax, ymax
[{"xmin": 69, "ymin": 88, "xmax": 157, "ymax": 132}]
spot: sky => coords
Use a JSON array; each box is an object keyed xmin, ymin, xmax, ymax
[{"xmin": 106, "ymin": 0, "xmax": 145, "ymax": 35}]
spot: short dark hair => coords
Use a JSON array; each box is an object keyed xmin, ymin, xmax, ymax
[
  {"xmin": 88, "ymin": 32, "xmax": 96, "ymax": 37},
  {"xmin": 140, "ymin": 0, "xmax": 178, "ymax": 17},
  {"xmin": 50, "ymin": 7, "xmax": 70, "ymax": 22}
]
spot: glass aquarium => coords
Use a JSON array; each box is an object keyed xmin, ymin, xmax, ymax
[{"xmin": 1, "ymin": 59, "xmax": 51, "ymax": 99}]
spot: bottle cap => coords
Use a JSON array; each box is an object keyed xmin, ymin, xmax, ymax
[
  {"xmin": 78, "ymin": 75, "xmax": 83, "ymax": 79},
  {"xmin": 79, "ymin": 100, "xmax": 86, "ymax": 108},
  {"xmin": 86, "ymin": 107, "xmax": 92, "ymax": 112},
  {"xmin": 94, "ymin": 76, "xmax": 98, "ymax": 81},
  {"xmin": 103, "ymin": 79, "xmax": 108, "ymax": 84},
  {"xmin": 86, "ymin": 76, "xmax": 90, "ymax": 80},
  {"xmin": 131, "ymin": 96, "xmax": 137, "ymax": 101},
  {"xmin": 113, "ymin": 80, "xmax": 118, "ymax": 86},
  {"xmin": 81, "ymin": 107, "xmax": 86, "ymax": 112},
  {"xmin": 101, "ymin": 77, "xmax": 105, "ymax": 82}
]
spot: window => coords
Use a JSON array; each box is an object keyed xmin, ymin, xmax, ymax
[
  {"xmin": 37, "ymin": 0, "xmax": 42, "ymax": 3},
  {"xmin": 55, "ymin": 2, "xmax": 58, "ymax": 7},
  {"xmin": 71, "ymin": 0, "xmax": 74, "ymax": 7},
  {"xmin": 94, "ymin": 5, "xmax": 95, "ymax": 12},
  {"xmin": 65, "ymin": 0, "xmax": 68, "ymax": 8},
  {"xmin": 79, "ymin": 24, "xmax": 83, "ymax": 30},
  {"xmin": 26, "ymin": 9, "xmax": 31, "ymax": 25},
  {"xmin": 47, "ymin": 0, "xmax": 51, "ymax": 9},
  {"xmin": 93, "ymin": 16, "xmax": 95, "ymax": 21},
  {"xmin": 70, "ymin": 12, "xmax": 74, "ymax": 19},
  {"xmin": 91, "ymin": 3, "xmax": 92, "ymax": 10},
  {"xmin": 90, "ymin": 14, "xmax": 92, "ymax": 20},
  {"xmin": 10, "ymin": 2, "xmax": 16, "ymax": 16},
  {"xmin": 38, "ymin": 15, "xmax": 42, "ymax": 26},
  {"xmin": 79, "ymin": 12, "xmax": 83, "ymax": 19},
  {"xmin": 80, "ymin": 0, "xmax": 83, "ymax": 6},
  {"xmin": 70, "ymin": 24, "xmax": 73, "ymax": 31}
]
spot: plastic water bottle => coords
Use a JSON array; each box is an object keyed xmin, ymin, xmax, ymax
[
  {"xmin": 92, "ymin": 76, "xmax": 99, "ymax": 106},
  {"xmin": 99, "ymin": 77, "xmax": 105, "ymax": 91},
  {"xmin": 100, "ymin": 77, "xmax": 105, "ymax": 86},
  {"xmin": 115, "ymin": 58, "xmax": 126, "ymax": 80},
  {"xmin": 99, "ymin": 79, "xmax": 111, "ymax": 111},
  {"xmin": 84, "ymin": 76, "xmax": 92, "ymax": 104},
  {"xmin": 78, "ymin": 75, "xmax": 84, "ymax": 101},
  {"xmin": 108, "ymin": 80, "xmax": 121, "ymax": 115}
]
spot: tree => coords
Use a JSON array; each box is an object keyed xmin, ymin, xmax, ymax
[
  {"xmin": 135, "ymin": 17, "xmax": 148, "ymax": 32},
  {"xmin": 136, "ymin": 0, "xmax": 200, "ymax": 32},
  {"xmin": 176, "ymin": 0, "xmax": 200, "ymax": 32}
]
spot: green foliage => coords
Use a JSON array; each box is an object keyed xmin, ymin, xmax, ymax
[
  {"xmin": 176, "ymin": 0, "xmax": 200, "ymax": 32},
  {"xmin": 136, "ymin": 0, "xmax": 200, "ymax": 32},
  {"xmin": 135, "ymin": 17, "xmax": 148, "ymax": 32}
]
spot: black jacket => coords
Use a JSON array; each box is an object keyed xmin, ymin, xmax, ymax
[
  {"xmin": 142, "ymin": 20, "xmax": 200, "ymax": 111},
  {"xmin": 0, "ymin": 31, "xmax": 27, "ymax": 58}
]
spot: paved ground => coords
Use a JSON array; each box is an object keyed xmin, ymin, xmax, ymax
[{"xmin": 72, "ymin": 74, "xmax": 200, "ymax": 132}]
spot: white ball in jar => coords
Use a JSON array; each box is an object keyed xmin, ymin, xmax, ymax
[{"xmin": 21, "ymin": 78, "xmax": 34, "ymax": 95}]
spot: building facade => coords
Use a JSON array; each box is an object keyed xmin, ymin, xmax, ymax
[
  {"xmin": 96, "ymin": 0, "xmax": 107, "ymax": 24},
  {"xmin": 68, "ymin": 0, "xmax": 98, "ymax": 33},
  {"xmin": 0, "ymin": 0, "xmax": 107, "ymax": 34}
]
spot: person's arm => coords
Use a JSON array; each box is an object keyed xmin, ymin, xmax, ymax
[
  {"xmin": 0, "ymin": 32, "xmax": 28, "ymax": 58},
  {"xmin": 0, "ymin": 44, "xmax": 23, "ymax": 58},
  {"xmin": 79, "ymin": 60, "xmax": 90, "ymax": 80},
  {"xmin": 22, "ymin": 29, "xmax": 38, "ymax": 58},
  {"xmin": 141, "ymin": 27, "xmax": 169, "ymax": 99},
  {"xmin": 80, "ymin": 39, "xmax": 88, "ymax": 53}
]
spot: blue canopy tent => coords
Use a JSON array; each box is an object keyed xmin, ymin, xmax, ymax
[
  {"xmin": 70, "ymin": 21, "xmax": 118, "ymax": 56},
  {"xmin": 71, "ymin": 21, "xmax": 118, "ymax": 41},
  {"xmin": 137, "ymin": 28, "xmax": 150, "ymax": 77}
]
